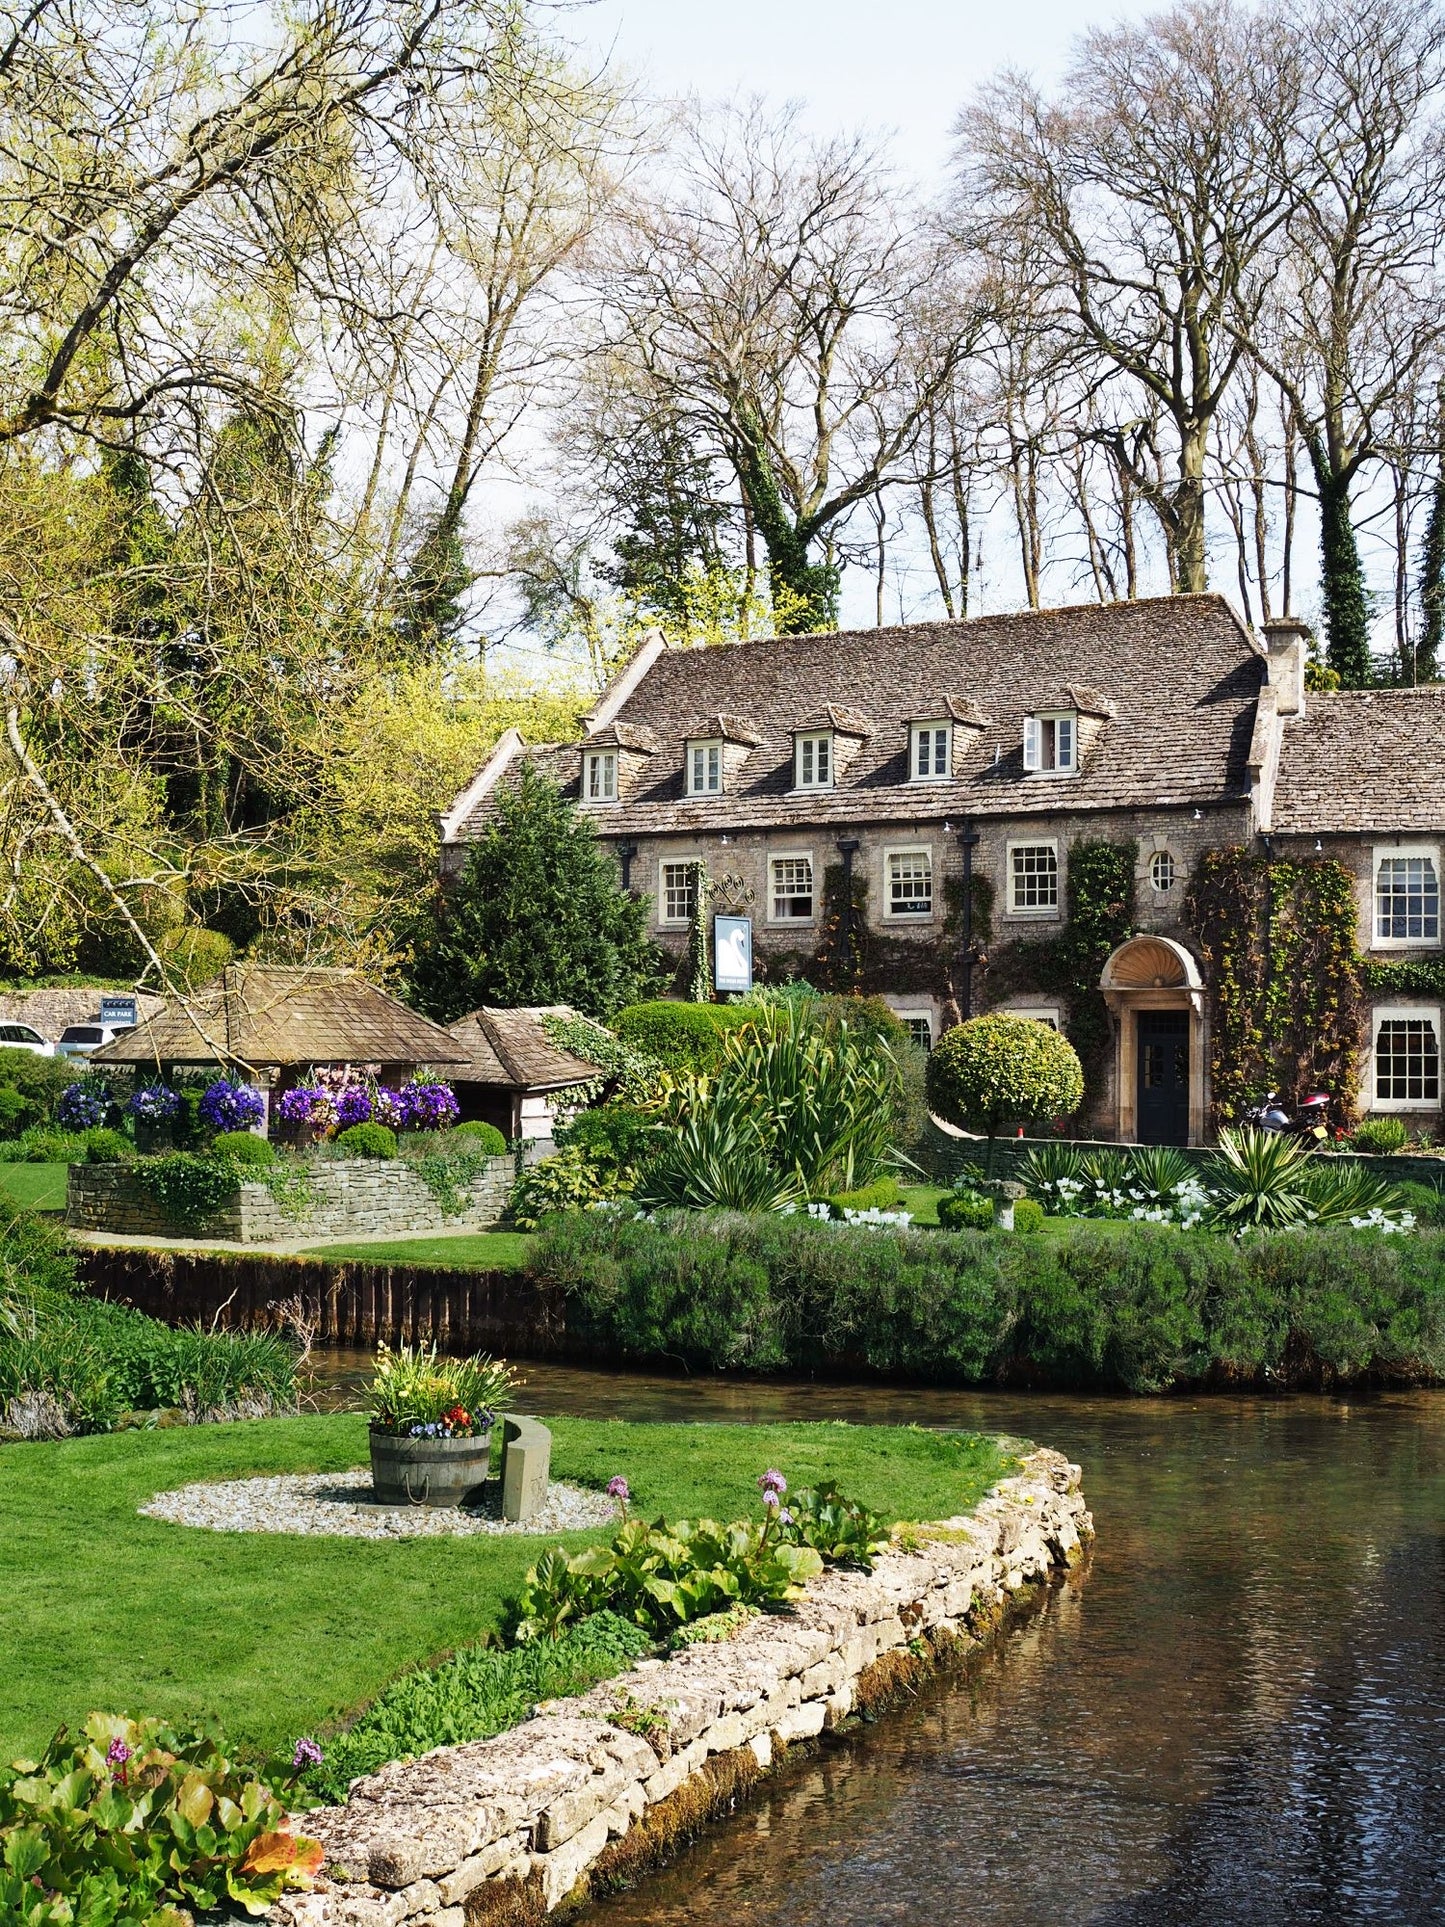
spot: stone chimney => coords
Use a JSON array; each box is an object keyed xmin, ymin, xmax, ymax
[{"xmin": 1261, "ymin": 616, "xmax": 1311, "ymax": 717}]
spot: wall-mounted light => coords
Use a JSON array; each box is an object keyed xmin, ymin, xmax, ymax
[
  {"xmin": 1193, "ymin": 809, "xmax": 1204, "ymax": 821},
  {"xmin": 1314, "ymin": 838, "xmax": 1323, "ymax": 853}
]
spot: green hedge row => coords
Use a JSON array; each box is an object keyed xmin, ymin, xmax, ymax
[{"xmin": 530, "ymin": 1211, "xmax": 1445, "ymax": 1393}]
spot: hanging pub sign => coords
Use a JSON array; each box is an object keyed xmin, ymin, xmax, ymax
[{"xmin": 713, "ymin": 915, "xmax": 753, "ymax": 994}]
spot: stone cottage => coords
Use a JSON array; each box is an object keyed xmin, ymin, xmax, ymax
[{"xmin": 441, "ymin": 595, "xmax": 1440, "ymax": 1145}]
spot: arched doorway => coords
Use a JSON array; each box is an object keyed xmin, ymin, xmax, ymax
[{"xmin": 1099, "ymin": 936, "xmax": 1206, "ymax": 1145}]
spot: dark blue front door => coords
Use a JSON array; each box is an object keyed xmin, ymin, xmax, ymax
[{"xmin": 1137, "ymin": 1011, "xmax": 1189, "ymax": 1145}]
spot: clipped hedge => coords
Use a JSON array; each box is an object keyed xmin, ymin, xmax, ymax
[
  {"xmin": 612, "ymin": 1001, "xmax": 752, "ymax": 1074},
  {"xmin": 529, "ymin": 1211, "xmax": 1445, "ymax": 1393}
]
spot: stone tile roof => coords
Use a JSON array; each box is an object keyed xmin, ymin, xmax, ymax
[
  {"xmin": 91, "ymin": 966, "xmax": 468, "ymax": 1069},
  {"xmin": 449, "ymin": 593, "xmax": 1265, "ymax": 842},
  {"xmin": 1273, "ymin": 688, "xmax": 1445, "ymax": 832},
  {"xmin": 444, "ymin": 1006, "xmax": 603, "ymax": 1091}
]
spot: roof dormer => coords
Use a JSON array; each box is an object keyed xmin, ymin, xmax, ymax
[
  {"xmin": 1022, "ymin": 686, "xmax": 1114, "ymax": 777},
  {"xmin": 579, "ymin": 720, "xmax": 661, "ymax": 806},
  {"xmin": 908, "ymin": 698, "xmax": 991, "ymax": 782},
  {"xmin": 791, "ymin": 704, "xmax": 871, "ymax": 792},
  {"xmin": 682, "ymin": 713, "xmax": 762, "ymax": 796}
]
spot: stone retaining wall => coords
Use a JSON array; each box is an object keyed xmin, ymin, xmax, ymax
[
  {"xmin": 272, "ymin": 1448, "xmax": 1092, "ymax": 1927},
  {"xmin": 67, "ymin": 1156, "xmax": 514, "ymax": 1246}
]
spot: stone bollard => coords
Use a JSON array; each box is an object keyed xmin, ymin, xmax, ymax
[
  {"xmin": 501, "ymin": 1415, "xmax": 552, "ymax": 1522},
  {"xmin": 982, "ymin": 1179, "xmax": 1027, "ymax": 1230}
]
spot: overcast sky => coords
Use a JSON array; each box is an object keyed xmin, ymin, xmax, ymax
[{"xmin": 553, "ymin": 0, "xmax": 1147, "ymax": 181}]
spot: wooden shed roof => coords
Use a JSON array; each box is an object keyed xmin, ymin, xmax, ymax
[
  {"xmin": 445, "ymin": 1006, "xmax": 604, "ymax": 1091},
  {"xmin": 90, "ymin": 966, "xmax": 468, "ymax": 1069}
]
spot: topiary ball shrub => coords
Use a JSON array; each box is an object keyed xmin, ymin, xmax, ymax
[
  {"xmin": 212, "ymin": 1130, "xmax": 277, "ymax": 1165},
  {"xmin": 335, "ymin": 1122, "xmax": 398, "ymax": 1159},
  {"xmin": 449, "ymin": 1120, "xmax": 507, "ymax": 1155},
  {"xmin": 1013, "ymin": 1197, "xmax": 1046, "ymax": 1233},
  {"xmin": 937, "ymin": 1189, "xmax": 995, "ymax": 1230},
  {"xmin": 927, "ymin": 1014, "xmax": 1084, "ymax": 1140}
]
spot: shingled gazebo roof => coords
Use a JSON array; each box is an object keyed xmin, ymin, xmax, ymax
[
  {"xmin": 90, "ymin": 965, "xmax": 468, "ymax": 1071},
  {"xmin": 444, "ymin": 1006, "xmax": 604, "ymax": 1093}
]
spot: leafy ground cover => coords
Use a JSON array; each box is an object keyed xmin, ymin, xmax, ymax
[
  {"xmin": 0, "ymin": 1162, "xmax": 66, "ymax": 1211},
  {"xmin": 296, "ymin": 1231, "xmax": 535, "ymax": 1269},
  {"xmin": 0, "ymin": 1415, "xmax": 1011, "ymax": 1764}
]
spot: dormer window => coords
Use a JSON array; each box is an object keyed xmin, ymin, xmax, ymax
[
  {"xmin": 584, "ymin": 749, "xmax": 618, "ymax": 803},
  {"xmin": 911, "ymin": 721, "xmax": 951, "ymax": 781},
  {"xmin": 1023, "ymin": 712, "xmax": 1077, "ymax": 775},
  {"xmin": 687, "ymin": 740, "xmax": 723, "ymax": 795},
  {"xmin": 794, "ymin": 732, "xmax": 833, "ymax": 790}
]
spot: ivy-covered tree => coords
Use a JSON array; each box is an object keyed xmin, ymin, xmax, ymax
[{"xmin": 407, "ymin": 765, "xmax": 666, "ymax": 1022}]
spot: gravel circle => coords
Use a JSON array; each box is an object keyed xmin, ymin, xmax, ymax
[{"xmin": 140, "ymin": 1469, "xmax": 620, "ymax": 1539}]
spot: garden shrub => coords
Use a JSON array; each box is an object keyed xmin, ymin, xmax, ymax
[
  {"xmin": 553, "ymin": 1103, "xmax": 653, "ymax": 1176},
  {"xmin": 449, "ymin": 1119, "xmax": 508, "ymax": 1154},
  {"xmin": 613, "ymin": 999, "xmax": 750, "ymax": 1073},
  {"xmin": 335, "ymin": 1121, "xmax": 397, "ymax": 1159},
  {"xmin": 1012, "ymin": 1198, "xmax": 1046, "ymax": 1233},
  {"xmin": 213, "ymin": 1129, "xmax": 279, "ymax": 1164},
  {"xmin": 0, "ymin": 1125, "xmax": 94, "ymax": 1163},
  {"xmin": 0, "ymin": 1209, "xmax": 80, "ymax": 1297},
  {"xmin": 0, "ymin": 1047, "xmax": 82, "ymax": 1128},
  {"xmin": 0, "ymin": 1085, "xmax": 26, "ymax": 1134},
  {"xmin": 1351, "ymin": 1115, "xmax": 1410, "ymax": 1155},
  {"xmin": 0, "ymin": 1712, "xmax": 321, "ymax": 1924},
  {"xmin": 509, "ymin": 1145, "xmax": 616, "ymax": 1230},
  {"xmin": 529, "ymin": 1211, "xmax": 1445, "ymax": 1391},
  {"xmin": 823, "ymin": 1176, "xmax": 903, "ymax": 1217},
  {"xmin": 927, "ymin": 1014, "xmax": 1084, "ymax": 1147},
  {"xmin": 300, "ymin": 1613, "xmax": 650, "ymax": 1803},
  {"xmin": 80, "ymin": 1126, "xmax": 132, "ymax": 1164},
  {"xmin": 937, "ymin": 1189, "xmax": 995, "ymax": 1231}
]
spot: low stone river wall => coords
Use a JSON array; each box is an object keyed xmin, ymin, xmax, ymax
[{"xmin": 271, "ymin": 1448, "xmax": 1092, "ymax": 1927}]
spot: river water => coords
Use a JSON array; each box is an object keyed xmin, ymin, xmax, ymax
[{"xmin": 315, "ymin": 1356, "xmax": 1445, "ymax": 1925}]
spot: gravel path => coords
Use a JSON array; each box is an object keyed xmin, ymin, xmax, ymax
[{"xmin": 140, "ymin": 1469, "xmax": 619, "ymax": 1539}]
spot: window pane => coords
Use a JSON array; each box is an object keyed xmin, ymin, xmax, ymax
[
  {"xmin": 1375, "ymin": 1018, "xmax": 1440, "ymax": 1102},
  {"xmin": 663, "ymin": 863, "xmax": 697, "ymax": 923},
  {"xmin": 903, "ymin": 1015, "xmax": 932, "ymax": 1050},
  {"xmin": 817, "ymin": 736, "xmax": 829, "ymax": 783},
  {"xmin": 771, "ymin": 856, "xmax": 813, "ymax": 919},
  {"xmin": 1011, "ymin": 844, "xmax": 1059, "ymax": 911},
  {"xmin": 800, "ymin": 738, "xmax": 813, "ymax": 784},
  {"xmin": 1150, "ymin": 851, "xmax": 1175, "ymax": 892},
  {"xmin": 1376, "ymin": 856, "xmax": 1439, "ymax": 941},
  {"xmin": 889, "ymin": 851, "xmax": 932, "ymax": 915},
  {"xmin": 1057, "ymin": 717, "xmax": 1074, "ymax": 768}
]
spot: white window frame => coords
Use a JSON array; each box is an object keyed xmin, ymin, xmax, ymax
[
  {"xmin": 1000, "ymin": 1004, "xmax": 1062, "ymax": 1030},
  {"xmin": 884, "ymin": 845, "xmax": 934, "ymax": 921},
  {"xmin": 658, "ymin": 856, "xmax": 702, "ymax": 928},
  {"xmin": 1149, "ymin": 850, "xmax": 1177, "ymax": 894},
  {"xmin": 686, "ymin": 739, "xmax": 723, "ymax": 796},
  {"xmin": 767, "ymin": 850, "xmax": 816, "ymax": 924},
  {"xmin": 1371, "ymin": 1004, "xmax": 1443, "ymax": 1111},
  {"xmin": 1022, "ymin": 711, "xmax": 1078, "ymax": 776},
  {"xmin": 793, "ymin": 732, "xmax": 834, "ymax": 791},
  {"xmin": 1372, "ymin": 843, "xmax": 1441, "ymax": 949},
  {"xmin": 895, "ymin": 1010, "xmax": 935, "ymax": 1050},
  {"xmin": 1007, "ymin": 839, "xmax": 1061, "ymax": 918},
  {"xmin": 910, "ymin": 720, "xmax": 952, "ymax": 782},
  {"xmin": 583, "ymin": 748, "xmax": 618, "ymax": 804}
]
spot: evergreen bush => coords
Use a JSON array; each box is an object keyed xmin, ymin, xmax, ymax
[
  {"xmin": 335, "ymin": 1122, "xmax": 398, "ymax": 1159},
  {"xmin": 449, "ymin": 1120, "xmax": 507, "ymax": 1154},
  {"xmin": 212, "ymin": 1130, "xmax": 278, "ymax": 1164},
  {"xmin": 928, "ymin": 1013, "xmax": 1084, "ymax": 1147},
  {"xmin": 613, "ymin": 1000, "xmax": 749, "ymax": 1072}
]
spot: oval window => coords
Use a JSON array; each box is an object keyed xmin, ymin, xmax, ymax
[{"xmin": 1150, "ymin": 851, "xmax": 1176, "ymax": 893}]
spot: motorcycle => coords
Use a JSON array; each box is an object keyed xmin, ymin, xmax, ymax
[{"xmin": 1241, "ymin": 1090, "xmax": 1331, "ymax": 1142}]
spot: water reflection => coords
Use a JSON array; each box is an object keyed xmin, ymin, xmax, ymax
[{"xmin": 309, "ymin": 1353, "xmax": 1445, "ymax": 1924}]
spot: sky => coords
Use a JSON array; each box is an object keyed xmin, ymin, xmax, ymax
[{"xmin": 552, "ymin": 0, "xmax": 1146, "ymax": 183}]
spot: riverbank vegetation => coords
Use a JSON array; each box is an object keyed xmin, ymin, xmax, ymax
[
  {"xmin": 0, "ymin": 1416, "xmax": 1010, "ymax": 1763},
  {"xmin": 533, "ymin": 1210, "xmax": 1445, "ymax": 1393}
]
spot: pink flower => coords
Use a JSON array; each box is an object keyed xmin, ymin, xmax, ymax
[{"xmin": 606, "ymin": 1476, "xmax": 630, "ymax": 1505}]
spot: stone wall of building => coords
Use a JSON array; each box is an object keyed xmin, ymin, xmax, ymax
[
  {"xmin": 270, "ymin": 1449, "xmax": 1092, "ymax": 1927},
  {"xmin": 67, "ymin": 1156, "xmax": 514, "ymax": 1245}
]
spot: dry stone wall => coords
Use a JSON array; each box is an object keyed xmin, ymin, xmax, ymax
[
  {"xmin": 67, "ymin": 1157, "xmax": 514, "ymax": 1246},
  {"xmin": 272, "ymin": 1448, "xmax": 1092, "ymax": 1927}
]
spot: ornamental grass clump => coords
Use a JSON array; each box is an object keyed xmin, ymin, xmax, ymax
[
  {"xmin": 0, "ymin": 1712, "xmax": 322, "ymax": 1925},
  {"xmin": 365, "ymin": 1340, "xmax": 518, "ymax": 1439}
]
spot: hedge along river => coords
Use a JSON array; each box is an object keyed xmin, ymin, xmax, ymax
[{"xmin": 310, "ymin": 1357, "xmax": 1445, "ymax": 1925}]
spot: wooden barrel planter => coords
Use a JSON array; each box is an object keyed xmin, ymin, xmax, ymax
[{"xmin": 368, "ymin": 1427, "xmax": 493, "ymax": 1509}]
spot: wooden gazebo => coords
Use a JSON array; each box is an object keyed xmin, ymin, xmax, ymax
[
  {"xmin": 444, "ymin": 1006, "xmax": 603, "ymax": 1149},
  {"xmin": 90, "ymin": 965, "xmax": 468, "ymax": 1092}
]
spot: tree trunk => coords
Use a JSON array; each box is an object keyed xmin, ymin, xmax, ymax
[
  {"xmin": 1172, "ymin": 430, "xmax": 1208, "ymax": 594},
  {"xmin": 1417, "ymin": 445, "xmax": 1445, "ymax": 685},
  {"xmin": 1315, "ymin": 461, "xmax": 1372, "ymax": 686}
]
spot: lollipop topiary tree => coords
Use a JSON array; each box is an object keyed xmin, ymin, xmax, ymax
[{"xmin": 927, "ymin": 1014, "xmax": 1084, "ymax": 1169}]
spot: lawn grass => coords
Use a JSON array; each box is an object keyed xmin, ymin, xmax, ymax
[
  {"xmin": 0, "ymin": 1162, "xmax": 68, "ymax": 1213},
  {"xmin": 898, "ymin": 1183, "xmax": 947, "ymax": 1226},
  {"xmin": 0, "ymin": 1414, "xmax": 1011, "ymax": 1764},
  {"xmin": 295, "ymin": 1231, "xmax": 535, "ymax": 1269}
]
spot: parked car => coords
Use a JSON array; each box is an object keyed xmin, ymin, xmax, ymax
[
  {"xmin": 0, "ymin": 1021, "xmax": 54, "ymax": 1057},
  {"xmin": 55, "ymin": 1022, "xmax": 132, "ymax": 1060}
]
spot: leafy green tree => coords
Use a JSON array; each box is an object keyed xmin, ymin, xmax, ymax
[
  {"xmin": 927, "ymin": 1014, "xmax": 1084, "ymax": 1158},
  {"xmin": 407, "ymin": 765, "xmax": 665, "ymax": 1021}
]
